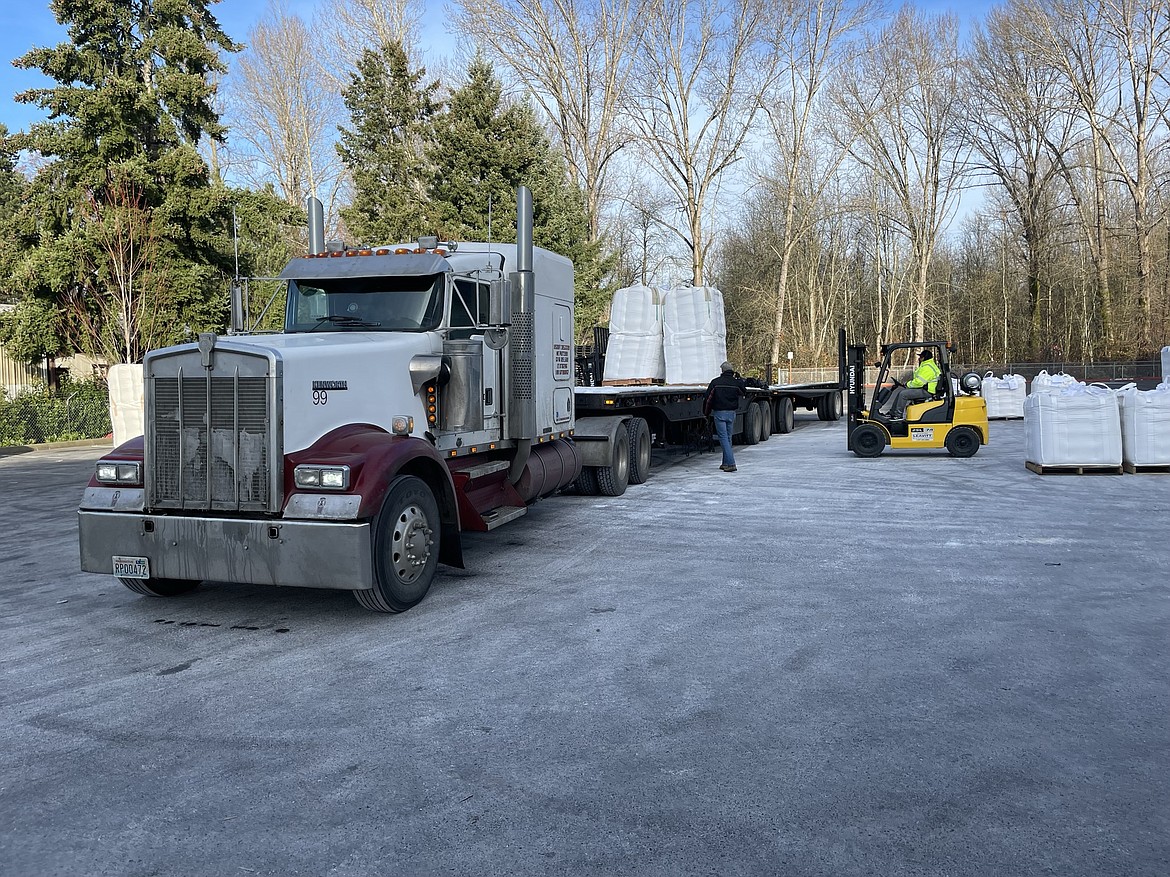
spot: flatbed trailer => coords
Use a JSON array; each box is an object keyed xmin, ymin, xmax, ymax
[
  {"xmin": 568, "ymin": 378, "xmax": 844, "ymax": 494},
  {"xmin": 575, "ymin": 380, "xmax": 842, "ymax": 439}
]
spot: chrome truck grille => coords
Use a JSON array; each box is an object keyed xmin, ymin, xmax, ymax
[{"xmin": 145, "ymin": 344, "xmax": 282, "ymax": 513}]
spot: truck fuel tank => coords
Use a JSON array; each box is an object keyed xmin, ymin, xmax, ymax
[{"xmin": 513, "ymin": 439, "xmax": 582, "ymax": 502}]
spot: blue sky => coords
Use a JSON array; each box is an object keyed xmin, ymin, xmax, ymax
[
  {"xmin": 1, "ymin": 0, "xmax": 995, "ymax": 136},
  {"xmin": 0, "ymin": 0, "xmax": 457, "ymax": 134}
]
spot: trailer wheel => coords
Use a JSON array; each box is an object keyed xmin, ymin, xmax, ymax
[
  {"xmin": 627, "ymin": 417, "xmax": 652, "ymax": 484},
  {"xmin": 758, "ymin": 402, "xmax": 772, "ymax": 441},
  {"xmin": 743, "ymin": 403, "xmax": 762, "ymax": 445},
  {"xmin": 596, "ymin": 427, "xmax": 630, "ymax": 496},
  {"xmin": 817, "ymin": 391, "xmax": 842, "ymax": 421},
  {"xmin": 118, "ymin": 577, "xmax": 200, "ymax": 597},
  {"xmin": 945, "ymin": 425, "xmax": 980, "ymax": 458},
  {"xmin": 354, "ymin": 475, "xmax": 439, "ymax": 613},
  {"xmin": 574, "ymin": 466, "xmax": 600, "ymax": 495},
  {"xmin": 775, "ymin": 396, "xmax": 795, "ymax": 434},
  {"xmin": 850, "ymin": 424, "xmax": 887, "ymax": 458}
]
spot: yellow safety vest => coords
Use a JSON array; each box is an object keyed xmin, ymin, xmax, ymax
[{"xmin": 909, "ymin": 359, "xmax": 941, "ymax": 393}]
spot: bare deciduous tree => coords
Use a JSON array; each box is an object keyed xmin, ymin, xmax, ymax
[
  {"xmin": 760, "ymin": 0, "xmax": 878, "ymax": 376},
  {"xmin": 1092, "ymin": 0, "xmax": 1170, "ymax": 347},
  {"xmin": 225, "ymin": 4, "xmax": 346, "ymax": 225},
  {"xmin": 451, "ymin": 0, "xmax": 643, "ymax": 242},
  {"xmin": 1017, "ymin": 0, "xmax": 1125, "ymax": 349},
  {"xmin": 315, "ymin": 0, "xmax": 425, "ymax": 88},
  {"xmin": 626, "ymin": 0, "xmax": 779, "ymax": 286},
  {"xmin": 964, "ymin": 0, "xmax": 1074, "ymax": 356},
  {"xmin": 75, "ymin": 181, "xmax": 168, "ymax": 364},
  {"xmin": 834, "ymin": 5, "xmax": 968, "ymax": 343}
]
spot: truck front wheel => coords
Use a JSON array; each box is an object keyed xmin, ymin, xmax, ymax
[
  {"xmin": 119, "ymin": 577, "xmax": 200, "ymax": 597},
  {"xmin": 354, "ymin": 475, "xmax": 440, "ymax": 613}
]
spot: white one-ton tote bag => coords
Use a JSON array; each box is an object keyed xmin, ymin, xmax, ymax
[
  {"xmin": 1117, "ymin": 382, "xmax": 1170, "ymax": 466},
  {"xmin": 1025, "ymin": 383, "xmax": 1121, "ymax": 466}
]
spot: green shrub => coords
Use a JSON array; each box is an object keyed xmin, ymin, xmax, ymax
[{"xmin": 0, "ymin": 378, "xmax": 112, "ymax": 445}]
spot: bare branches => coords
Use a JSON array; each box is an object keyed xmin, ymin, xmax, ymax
[
  {"xmin": 315, "ymin": 0, "xmax": 426, "ymax": 87},
  {"xmin": 834, "ymin": 5, "xmax": 968, "ymax": 342},
  {"xmin": 74, "ymin": 179, "xmax": 167, "ymax": 365},
  {"xmin": 451, "ymin": 0, "xmax": 642, "ymax": 239},
  {"xmin": 625, "ymin": 0, "xmax": 780, "ymax": 285},
  {"xmin": 224, "ymin": 4, "xmax": 346, "ymax": 225}
]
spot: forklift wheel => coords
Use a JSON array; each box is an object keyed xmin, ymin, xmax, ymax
[
  {"xmin": 850, "ymin": 424, "xmax": 887, "ymax": 458},
  {"xmin": 945, "ymin": 425, "xmax": 980, "ymax": 458}
]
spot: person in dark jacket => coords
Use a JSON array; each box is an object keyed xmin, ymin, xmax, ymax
[{"xmin": 704, "ymin": 361, "xmax": 747, "ymax": 471}]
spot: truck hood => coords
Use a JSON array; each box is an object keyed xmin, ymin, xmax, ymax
[{"xmin": 213, "ymin": 331, "xmax": 441, "ymax": 453}]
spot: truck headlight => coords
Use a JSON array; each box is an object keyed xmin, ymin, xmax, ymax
[
  {"xmin": 96, "ymin": 461, "xmax": 142, "ymax": 485},
  {"xmin": 294, "ymin": 464, "xmax": 350, "ymax": 490}
]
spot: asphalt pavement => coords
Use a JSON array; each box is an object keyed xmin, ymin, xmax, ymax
[{"xmin": 1, "ymin": 418, "xmax": 1167, "ymax": 876}]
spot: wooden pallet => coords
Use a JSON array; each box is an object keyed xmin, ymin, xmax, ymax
[
  {"xmin": 1123, "ymin": 461, "xmax": 1170, "ymax": 474},
  {"xmin": 1025, "ymin": 461, "xmax": 1123, "ymax": 476},
  {"xmin": 601, "ymin": 378, "xmax": 660, "ymax": 386}
]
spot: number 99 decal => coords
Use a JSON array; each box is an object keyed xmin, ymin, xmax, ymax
[{"xmin": 313, "ymin": 389, "xmax": 328, "ymax": 405}]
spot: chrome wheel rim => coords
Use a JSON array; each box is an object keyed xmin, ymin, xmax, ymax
[{"xmin": 392, "ymin": 503, "xmax": 433, "ymax": 584}]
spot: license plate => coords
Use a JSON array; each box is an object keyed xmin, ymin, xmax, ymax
[{"xmin": 113, "ymin": 555, "xmax": 150, "ymax": 579}]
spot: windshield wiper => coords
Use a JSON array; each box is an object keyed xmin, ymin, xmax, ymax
[{"xmin": 306, "ymin": 314, "xmax": 382, "ymax": 332}]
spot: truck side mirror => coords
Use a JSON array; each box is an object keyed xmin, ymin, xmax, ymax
[
  {"xmin": 489, "ymin": 277, "xmax": 511, "ymax": 326},
  {"xmin": 229, "ymin": 283, "xmax": 246, "ymax": 334}
]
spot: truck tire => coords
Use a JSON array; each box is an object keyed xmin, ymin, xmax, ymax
[
  {"xmin": 821, "ymin": 391, "xmax": 842, "ymax": 421},
  {"xmin": 574, "ymin": 466, "xmax": 600, "ymax": 495},
  {"xmin": 627, "ymin": 417, "xmax": 652, "ymax": 484},
  {"xmin": 758, "ymin": 402, "xmax": 772, "ymax": 441},
  {"xmin": 743, "ymin": 403, "xmax": 762, "ymax": 445},
  {"xmin": 119, "ymin": 577, "xmax": 200, "ymax": 597},
  {"xmin": 945, "ymin": 425, "xmax": 980, "ymax": 458},
  {"xmin": 596, "ymin": 427, "xmax": 630, "ymax": 496},
  {"xmin": 775, "ymin": 396, "xmax": 794, "ymax": 434},
  {"xmin": 850, "ymin": 424, "xmax": 887, "ymax": 458},
  {"xmin": 354, "ymin": 475, "xmax": 440, "ymax": 613}
]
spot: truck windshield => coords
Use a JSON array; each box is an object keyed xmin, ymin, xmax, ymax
[{"xmin": 285, "ymin": 274, "xmax": 444, "ymax": 332}]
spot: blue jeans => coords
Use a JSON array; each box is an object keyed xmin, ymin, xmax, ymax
[{"xmin": 712, "ymin": 409, "xmax": 736, "ymax": 466}]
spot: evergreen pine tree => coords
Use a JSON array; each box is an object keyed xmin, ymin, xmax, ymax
[
  {"xmin": 337, "ymin": 40, "xmax": 438, "ymax": 245},
  {"xmin": 429, "ymin": 56, "xmax": 610, "ymax": 339},
  {"xmin": 4, "ymin": 0, "xmax": 245, "ymax": 364}
]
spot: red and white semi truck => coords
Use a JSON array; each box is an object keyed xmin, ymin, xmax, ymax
[{"xmin": 79, "ymin": 188, "xmax": 842, "ymax": 612}]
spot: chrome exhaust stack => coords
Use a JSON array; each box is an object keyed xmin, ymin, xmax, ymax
[
  {"xmin": 306, "ymin": 195, "xmax": 325, "ymax": 255},
  {"xmin": 507, "ymin": 186, "xmax": 537, "ymax": 441}
]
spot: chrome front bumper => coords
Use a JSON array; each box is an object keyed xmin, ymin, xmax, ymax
[{"xmin": 78, "ymin": 510, "xmax": 374, "ymax": 590}]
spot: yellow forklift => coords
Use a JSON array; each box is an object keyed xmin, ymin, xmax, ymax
[{"xmin": 840, "ymin": 329, "xmax": 989, "ymax": 458}]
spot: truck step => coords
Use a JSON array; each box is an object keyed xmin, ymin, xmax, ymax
[
  {"xmin": 457, "ymin": 460, "xmax": 511, "ymax": 481},
  {"xmin": 480, "ymin": 505, "xmax": 527, "ymax": 530}
]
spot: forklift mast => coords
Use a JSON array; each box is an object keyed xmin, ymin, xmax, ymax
[{"xmin": 839, "ymin": 328, "xmax": 868, "ymax": 441}]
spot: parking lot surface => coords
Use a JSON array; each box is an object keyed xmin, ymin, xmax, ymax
[{"xmin": 1, "ymin": 419, "xmax": 1167, "ymax": 876}]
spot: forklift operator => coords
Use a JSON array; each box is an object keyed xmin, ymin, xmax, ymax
[{"xmin": 879, "ymin": 349, "xmax": 942, "ymax": 419}]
